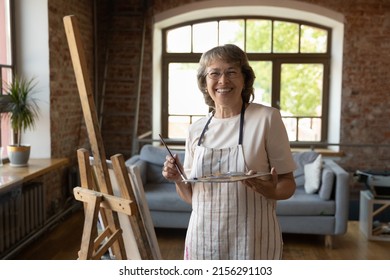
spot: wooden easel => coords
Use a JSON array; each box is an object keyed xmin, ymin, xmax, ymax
[{"xmin": 63, "ymin": 15, "xmax": 156, "ymax": 260}]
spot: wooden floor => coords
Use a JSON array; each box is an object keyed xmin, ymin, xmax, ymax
[{"xmin": 13, "ymin": 208, "xmax": 390, "ymax": 260}]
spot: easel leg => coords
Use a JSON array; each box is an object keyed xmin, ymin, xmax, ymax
[{"xmin": 77, "ymin": 193, "xmax": 102, "ymax": 260}]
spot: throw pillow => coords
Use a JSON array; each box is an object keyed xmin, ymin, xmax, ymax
[
  {"xmin": 292, "ymin": 151, "xmax": 320, "ymax": 179},
  {"xmin": 319, "ymin": 167, "xmax": 335, "ymax": 200},
  {"xmin": 304, "ymin": 154, "xmax": 322, "ymax": 194}
]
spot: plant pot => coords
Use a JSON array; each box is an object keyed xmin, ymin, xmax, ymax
[{"xmin": 7, "ymin": 145, "xmax": 31, "ymax": 167}]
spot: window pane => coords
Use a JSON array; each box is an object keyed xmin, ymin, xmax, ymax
[
  {"xmin": 1, "ymin": 112, "xmax": 10, "ymax": 149},
  {"xmin": 168, "ymin": 116, "xmax": 189, "ymax": 139},
  {"xmin": 0, "ymin": 0, "xmax": 12, "ymax": 65},
  {"xmin": 300, "ymin": 25, "xmax": 328, "ymax": 53},
  {"xmin": 282, "ymin": 117, "xmax": 297, "ymax": 142},
  {"xmin": 283, "ymin": 117, "xmax": 321, "ymax": 142},
  {"xmin": 219, "ymin": 19, "xmax": 244, "ymax": 49},
  {"xmin": 273, "ymin": 21, "xmax": 299, "ymax": 53},
  {"xmin": 281, "ymin": 64, "xmax": 323, "ymax": 115},
  {"xmin": 298, "ymin": 117, "xmax": 322, "ymax": 141},
  {"xmin": 193, "ymin": 22, "xmax": 218, "ymax": 53},
  {"xmin": 166, "ymin": 26, "xmax": 191, "ymax": 53},
  {"xmin": 246, "ymin": 19, "xmax": 272, "ymax": 53},
  {"xmin": 168, "ymin": 63, "xmax": 209, "ymax": 138},
  {"xmin": 1, "ymin": 67, "xmax": 12, "ymax": 94},
  {"xmin": 251, "ymin": 61, "xmax": 272, "ymax": 106},
  {"xmin": 281, "ymin": 63, "xmax": 324, "ymax": 141},
  {"xmin": 168, "ymin": 115, "xmax": 204, "ymax": 138}
]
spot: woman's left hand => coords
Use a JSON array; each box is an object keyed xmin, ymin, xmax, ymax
[
  {"xmin": 243, "ymin": 168, "xmax": 278, "ymax": 198},
  {"xmin": 243, "ymin": 168, "xmax": 296, "ymax": 200}
]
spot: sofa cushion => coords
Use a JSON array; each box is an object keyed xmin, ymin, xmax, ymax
[
  {"xmin": 143, "ymin": 182, "xmax": 192, "ymax": 213},
  {"xmin": 319, "ymin": 167, "xmax": 335, "ymax": 200},
  {"xmin": 126, "ymin": 148, "xmax": 170, "ymax": 184},
  {"xmin": 292, "ymin": 151, "xmax": 319, "ymax": 187},
  {"xmin": 146, "ymin": 163, "xmax": 170, "ymax": 183},
  {"xmin": 140, "ymin": 144, "xmax": 185, "ymax": 184},
  {"xmin": 304, "ymin": 154, "xmax": 322, "ymax": 194},
  {"xmin": 276, "ymin": 186, "xmax": 335, "ymax": 216},
  {"xmin": 140, "ymin": 144, "xmax": 185, "ymax": 166}
]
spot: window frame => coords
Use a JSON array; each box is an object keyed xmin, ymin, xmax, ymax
[
  {"xmin": 161, "ymin": 16, "xmax": 332, "ymax": 147},
  {"xmin": 0, "ymin": 0, "xmax": 15, "ymax": 94},
  {"xmin": 0, "ymin": 0, "xmax": 15, "ymax": 150}
]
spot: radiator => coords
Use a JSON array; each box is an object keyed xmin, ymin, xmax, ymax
[{"xmin": 0, "ymin": 182, "xmax": 46, "ymax": 256}]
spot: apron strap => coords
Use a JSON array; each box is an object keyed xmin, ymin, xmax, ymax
[
  {"xmin": 197, "ymin": 111, "xmax": 215, "ymax": 146},
  {"xmin": 198, "ymin": 103, "xmax": 246, "ymax": 146},
  {"xmin": 238, "ymin": 102, "xmax": 246, "ymax": 145}
]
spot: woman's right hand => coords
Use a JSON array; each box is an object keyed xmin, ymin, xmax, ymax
[{"xmin": 162, "ymin": 154, "xmax": 183, "ymax": 183}]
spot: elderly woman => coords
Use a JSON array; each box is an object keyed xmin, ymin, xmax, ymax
[{"xmin": 162, "ymin": 44, "xmax": 296, "ymax": 260}]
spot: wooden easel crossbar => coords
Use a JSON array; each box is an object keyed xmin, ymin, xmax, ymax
[{"xmin": 73, "ymin": 184, "xmax": 134, "ymax": 260}]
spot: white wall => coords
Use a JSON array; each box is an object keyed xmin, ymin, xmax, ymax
[{"xmin": 14, "ymin": 0, "xmax": 50, "ymax": 158}]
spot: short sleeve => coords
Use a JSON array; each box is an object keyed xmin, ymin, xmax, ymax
[{"xmin": 266, "ymin": 108, "xmax": 297, "ymax": 174}]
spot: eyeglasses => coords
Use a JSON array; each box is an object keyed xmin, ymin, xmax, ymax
[{"xmin": 206, "ymin": 69, "xmax": 241, "ymax": 80}]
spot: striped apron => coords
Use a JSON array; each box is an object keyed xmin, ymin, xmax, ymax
[{"xmin": 184, "ymin": 104, "xmax": 283, "ymax": 260}]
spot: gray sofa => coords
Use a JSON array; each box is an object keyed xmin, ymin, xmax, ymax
[{"xmin": 126, "ymin": 144, "xmax": 349, "ymax": 246}]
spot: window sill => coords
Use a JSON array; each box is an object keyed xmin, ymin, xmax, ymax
[
  {"xmin": 291, "ymin": 148, "xmax": 345, "ymax": 158},
  {"xmin": 0, "ymin": 158, "xmax": 69, "ymax": 194}
]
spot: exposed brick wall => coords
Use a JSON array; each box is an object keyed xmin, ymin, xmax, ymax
[
  {"xmin": 49, "ymin": 0, "xmax": 94, "ymax": 162},
  {"xmin": 95, "ymin": 0, "xmax": 153, "ymax": 158},
  {"xmin": 47, "ymin": 0, "xmax": 94, "ymax": 214},
  {"xmin": 335, "ymin": 0, "xmax": 390, "ymax": 171}
]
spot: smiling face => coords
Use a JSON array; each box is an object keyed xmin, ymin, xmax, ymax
[
  {"xmin": 205, "ymin": 60, "xmax": 245, "ymax": 112},
  {"xmin": 197, "ymin": 44, "xmax": 256, "ymax": 111}
]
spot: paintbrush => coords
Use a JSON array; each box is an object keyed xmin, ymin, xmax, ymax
[{"xmin": 158, "ymin": 134, "xmax": 187, "ymax": 181}]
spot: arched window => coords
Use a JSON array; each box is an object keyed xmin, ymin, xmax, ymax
[
  {"xmin": 154, "ymin": 2, "xmax": 344, "ymax": 149},
  {"xmin": 162, "ymin": 18, "xmax": 330, "ymax": 144}
]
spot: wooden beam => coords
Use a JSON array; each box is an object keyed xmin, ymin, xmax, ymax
[
  {"xmin": 73, "ymin": 187, "xmax": 136, "ymax": 216},
  {"xmin": 63, "ymin": 15, "xmax": 112, "ymax": 196},
  {"xmin": 64, "ymin": 15, "xmax": 126, "ymax": 260}
]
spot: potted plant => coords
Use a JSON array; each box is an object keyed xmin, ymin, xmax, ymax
[{"xmin": 3, "ymin": 75, "xmax": 40, "ymax": 167}]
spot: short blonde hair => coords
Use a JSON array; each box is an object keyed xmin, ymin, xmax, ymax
[{"xmin": 197, "ymin": 44, "xmax": 255, "ymax": 108}]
